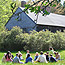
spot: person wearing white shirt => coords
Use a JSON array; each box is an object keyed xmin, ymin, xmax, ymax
[
  {"xmin": 36, "ymin": 51, "xmax": 48, "ymax": 63},
  {"xmin": 55, "ymin": 52, "xmax": 61, "ymax": 60},
  {"xmin": 26, "ymin": 50, "xmax": 29, "ymax": 57}
]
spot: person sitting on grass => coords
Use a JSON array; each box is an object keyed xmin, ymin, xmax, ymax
[
  {"xmin": 25, "ymin": 53, "xmax": 33, "ymax": 63},
  {"xmin": 36, "ymin": 51, "xmax": 48, "ymax": 63},
  {"xmin": 5, "ymin": 51, "xmax": 13, "ymax": 62},
  {"xmin": 19, "ymin": 53, "xmax": 24, "ymax": 60},
  {"xmin": 18, "ymin": 51, "xmax": 21, "ymax": 55},
  {"xmin": 49, "ymin": 54, "xmax": 57, "ymax": 62},
  {"xmin": 55, "ymin": 52, "xmax": 60, "ymax": 60},
  {"xmin": 46, "ymin": 52, "xmax": 49, "ymax": 61},
  {"xmin": 49, "ymin": 47, "xmax": 54, "ymax": 55},
  {"xmin": 11, "ymin": 55, "xmax": 14, "ymax": 60},
  {"xmin": 13, "ymin": 53, "xmax": 23, "ymax": 64},
  {"xmin": 34, "ymin": 52, "xmax": 39, "ymax": 61},
  {"xmin": 26, "ymin": 50, "xmax": 30, "ymax": 57},
  {"xmin": 2, "ymin": 53, "xmax": 6, "ymax": 62}
]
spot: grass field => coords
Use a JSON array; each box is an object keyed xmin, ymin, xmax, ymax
[{"xmin": 0, "ymin": 50, "xmax": 65, "ymax": 65}]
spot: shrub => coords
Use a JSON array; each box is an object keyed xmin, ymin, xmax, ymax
[
  {"xmin": 0, "ymin": 26, "xmax": 23, "ymax": 51},
  {"xmin": 0, "ymin": 26, "xmax": 65, "ymax": 51}
]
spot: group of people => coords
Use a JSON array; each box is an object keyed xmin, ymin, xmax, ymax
[
  {"xmin": 2, "ymin": 47, "xmax": 61, "ymax": 64},
  {"xmin": 34, "ymin": 48, "xmax": 60, "ymax": 63}
]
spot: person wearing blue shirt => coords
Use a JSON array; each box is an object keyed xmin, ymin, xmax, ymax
[
  {"xmin": 13, "ymin": 53, "xmax": 23, "ymax": 64},
  {"xmin": 34, "ymin": 52, "xmax": 39, "ymax": 61},
  {"xmin": 25, "ymin": 53, "xmax": 32, "ymax": 63}
]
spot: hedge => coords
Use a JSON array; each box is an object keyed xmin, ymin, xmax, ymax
[{"xmin": 0, "ymin": 26, "xmax": 65, "ymax": 51}]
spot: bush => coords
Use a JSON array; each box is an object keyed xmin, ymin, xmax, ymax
[
  {"xmin": 0, "ymin": 26, "xmax": 65, "ymax": 51},
  {"xmin": 0, "ymin": 26, "xmax": 23, "ymax": 51}
]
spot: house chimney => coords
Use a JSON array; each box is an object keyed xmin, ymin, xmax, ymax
[{"xmin": 21, "ymin": 1, "xmax": 26, "ymax": 7}]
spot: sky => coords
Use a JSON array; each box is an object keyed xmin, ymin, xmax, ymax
[{"xmin": 61, "ymin": 0, "xmax": 65, "ymax": 5}]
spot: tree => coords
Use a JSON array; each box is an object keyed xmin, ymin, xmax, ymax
[
  {"xmin": 15, "ymin": 0, "xmax": 61, "ymax": 15},
  {"xmin": 14, "ymin": 0, "xmax": 61, "ymax": 27},
  {"xmin": 0, "ymin": 0, "xmax": 11, "ymax": 30},
  {"xmin": 0, "ymin": 0, "xmax": 17, "ymax": 31}
]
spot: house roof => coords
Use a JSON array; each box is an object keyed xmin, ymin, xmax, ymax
[
  {"xmin": 5, "ymin": 7, "xmax": 36, "ymax": 29},
  {"xmin": 20, "ymin": 7, "xmax": 65, "ymax": 27},
  {"xmin": 6, "ymin": 7, "xmax": 65, "ymax": 28}
]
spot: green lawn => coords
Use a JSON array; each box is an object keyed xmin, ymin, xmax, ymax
[{"xmin": 0, "ymin": 50, "xmax": 65, "ymax": 65}]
